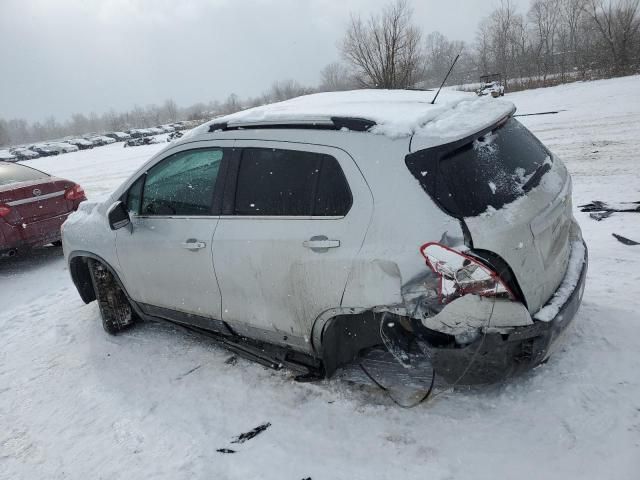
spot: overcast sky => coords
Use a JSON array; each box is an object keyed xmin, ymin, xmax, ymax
[{"xmin": 0, "ymin": 0, "xmax": 530, "ymax": 123}]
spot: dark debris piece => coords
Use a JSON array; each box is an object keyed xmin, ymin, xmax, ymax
[
  {"xmin": 174, "ymin": 364, "xmax": 201, "ymax": 380},
  {"xmin": 225, "ymin": 355, "xmax": 238, "ymax": 365},
  {"xmin": 231, "ymin": 422, "xmax": 271, "ymax": 444},
  {"xmin": 216, "ymin": 448, "xmax": 236, "ymax": 454},
  {"xmin": 612, "ymin": 233, "xmax": 640, "ymax": 246},
  {"xmin": 580, "ymin": 200, "xmax": 640, "ymax": 213},
  {"xmin": 589, "ymin": 211, "xmax": 614, "ymax": 221}
]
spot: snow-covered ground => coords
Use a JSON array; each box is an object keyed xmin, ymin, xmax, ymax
[{"xmin": 2, "ymin": 76, "xmax": 639, "ymax": 479}]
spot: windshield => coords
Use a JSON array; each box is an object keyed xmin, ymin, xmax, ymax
[{"xmin": 406, "ymin": 118, "xmax": 552, "ymax": 217}]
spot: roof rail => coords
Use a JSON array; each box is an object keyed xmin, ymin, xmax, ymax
[{"xmin": 208, "ymin": 116, "xmax": 376, "ymax": 133}]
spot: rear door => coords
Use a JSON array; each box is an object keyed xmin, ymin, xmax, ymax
[
  {"xmin": 212, "ymin": 142, "xmax": 373, "ymax": 350},
  {"xmin": 115, "ymin": 143, "xmax": 231, "ymax": 326}
]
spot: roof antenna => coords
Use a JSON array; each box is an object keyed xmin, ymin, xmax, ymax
[{"xmin": 431, "ymin": 54, "xmax": 460, "ymax": 105}]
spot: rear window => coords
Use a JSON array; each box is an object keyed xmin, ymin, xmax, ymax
[
  {"xmin": 405, "ymin": 118, "xmax": 551, "ymax": 217},
  {"xmin": 0, "ymin": 163, "xmax": 49, "ymax": 186}
]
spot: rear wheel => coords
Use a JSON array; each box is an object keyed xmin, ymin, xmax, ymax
[{"xmin": 88, "ymin": 259, "xmax": 137, "ymax": 334}]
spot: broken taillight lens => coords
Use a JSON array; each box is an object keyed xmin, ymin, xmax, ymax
[
  {"xmin": 64, "ymin": 184, "xmax": 85, "ymax": 201},
  {"xmin": 420, "ymin": 242, "xmax": 515, "ymax": 304}
]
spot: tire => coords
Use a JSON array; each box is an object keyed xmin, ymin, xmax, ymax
[{"xmin": 88, "ymin": 259, "xmax": 136, "ymax": 334}]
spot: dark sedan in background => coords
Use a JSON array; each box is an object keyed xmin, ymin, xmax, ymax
[{"xmin": 0, "ymin": 162, "xmax": 85, "ymax": 257}]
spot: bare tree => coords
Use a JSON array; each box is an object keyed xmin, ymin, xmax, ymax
[
  {"xmin": 488, "ymin": 0, "xmax": 525, "ymax": 79},
  {"xmin": 319, "ymin": 62, "xmax": 357, "ymax": 91},
  {"xmin": 529, "ymin": 0, "xmax": 561, "ymax": 82},
  {"xmin": 341, "ymin": 0, "xmax": 424, "ymax": 88},
  {"xmin": 422, "ymin": 32, "xmax": 466, "ymax": 85},
  {"xmin": 585, "ymin": 0, "xmax": 640, "ymax": 74},
  {"xmin": 0, "ymin": 120, "xmax": 10, "ymax": 147},
  {"xmin": 263, "ymin": 79, "xmax": 312, "ymax": 102},
  {"xmin": 560, "ymin": 0, "xmax": 588, "ymax": 73}
]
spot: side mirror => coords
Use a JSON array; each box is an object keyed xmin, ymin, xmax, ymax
[{"xmin": 107, "ymin": 201, "xmax": 131, "ymax": 231}]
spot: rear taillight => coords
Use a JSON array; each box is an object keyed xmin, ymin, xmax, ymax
[
  {"xmin": 420, "ymin": 242, "xmax": 515, "ymax": 304},
  {"xmin": 0, "ymin": 204, "xmax": 11, "ymax": 218},
  {"xmin": 65, "ymin": 184, "xmax": 85, "ymax": 201}
]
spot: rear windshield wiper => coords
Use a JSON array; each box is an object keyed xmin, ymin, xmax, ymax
[{"xmin": 522, "ymin": 162, "xmax": 551, "ymax": 193}]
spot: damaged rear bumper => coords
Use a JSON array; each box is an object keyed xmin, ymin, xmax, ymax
[{"xmin": 430, "ymin": 240, "xmax": 588, "ymax": 384}]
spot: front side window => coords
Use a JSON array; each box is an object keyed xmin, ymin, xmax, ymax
[
  {"xmin": 234, "ymin": 148, "xmax": 352, "ymax": 216},
  {"xmin": 140, "ymin": 148, "xmax": 223, "ymax": 216}
]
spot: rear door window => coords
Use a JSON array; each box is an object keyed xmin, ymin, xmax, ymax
[
  {"xmin": 233, "ymin": 148, "xmax": 352, "ymax": 216},
  {"xmin": 406, "ymin": 118, "xmax": 551, "ymax": 217},
  {"xmin": 0, "ymin": 163, "xmax": 49, "ymax": 186}
]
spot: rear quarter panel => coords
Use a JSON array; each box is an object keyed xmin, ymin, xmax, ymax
[{"xmin": 338, "ymin": 135, "xmax": 464, "ymax": 310}]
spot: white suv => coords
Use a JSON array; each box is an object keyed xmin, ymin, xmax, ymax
[{"xmin": 62, "ymin": 90, "xmax": 587, "ymax": 385}]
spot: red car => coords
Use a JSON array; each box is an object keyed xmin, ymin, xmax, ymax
[{"xmin": 0, "ymin": 161, "xmax": 86, "ymax": 257}]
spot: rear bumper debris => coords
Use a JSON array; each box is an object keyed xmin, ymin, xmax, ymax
[{"xmin": 428, "ymin": 240, "xmax": 588, "ymax": 384}]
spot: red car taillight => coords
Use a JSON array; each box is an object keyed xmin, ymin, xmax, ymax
[
  {"xmin": 0, "ymin": 204, "xmax": 11, "ymax": 218},
  {"xmin": 64, "ymin": 184, "xmax": 85, "ymax": 201},
  {"xmin": 420, "ymin": 242, "xmax": 515, "ymax": 304}
]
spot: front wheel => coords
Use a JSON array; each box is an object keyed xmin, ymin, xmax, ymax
[{"xmin": 88, "ymin": 259, "xmax": 137, "ymax": 334}]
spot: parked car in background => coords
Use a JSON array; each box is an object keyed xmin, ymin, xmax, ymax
[
  {"xmin": 49, "ymin": 142, "xmax": 79, "ymax": 154},
  {"xmin": 476, "ymin": 74, "xmax": 505, "ymax": 98},
  {"xmin": 67, "ymin": 138, "xmax": 94, "ymax": 150},
  {"xmin": 128, "ymin": 129, "xmax": 151, "ymax": 138},
  {"xmin": 166, "ymin": 131, "xmax": 183, "ymax": 142},
  {"xmin": 159, "ymin": 125, "xmax": 175, "ymax": 133},
  {"xmin": 85, "ymin": 136, "xmax": 115, "ymax": 147},
  {"xmin": 10, "ymin": 148, "xmax": 40, "ymax": 160},
  {"xmin": 123, "ymin": 136, "xmax": 163, "ymax": 147},
  {"xmin": 63, "ymin": 90, "xmax": 587, "ymax": 385},
  {"xmin": 147, "ymin": 127, "xmax": 164, "ymax": 136},
  {"xmin": 30, "ymin": 144, "xmax": 60, "ymax": 157},
  {"xmin": 104, "ymin": 132, "xmax": 132, "ymax": 142},
  {"xmin": 1, "ymin": 161, "xmax": 85, "ymax": 257},
  {"xmin": 0, "ymin": 150, "xmax": 18, "ymax": 162},
  {"xmin": 98, "ymin": 135, "xmax": 116, "ymax": 145}
]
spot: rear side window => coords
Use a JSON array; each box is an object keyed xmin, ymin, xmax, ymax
[
  {"xmin": 140, "ymin": 148, "xmax": 223, "ymax": 216},
  {"xmin": 406, "ymin": 118, "xmax": 551, "ymax": 217},
  {"xmin": 0, "ymin": 163, "xmax": 49, "ymax": 186},
  {"xmin": 234, "ymin": 148, "xmax": 352, "ymax": 216}
]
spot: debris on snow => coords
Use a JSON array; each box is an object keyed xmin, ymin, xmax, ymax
[
  {"xmin": 230, "ymin": 423, "xmax": 271, "ymax": 444},
  {"xmin": 216, "ymin": 448, "xmax": 236, "ymax": 454},
  {"xmin": 612, "ymin": 233, "xmax": 640, "ymax": 246},
  {"xmin": 225, "ymin": 355, "xmax": 238, "ymax": 365},
  {"xmin": 579, "ymin": 200, "xmax": 640, "ymax": 214},
  {"xmin": 589, "ymin": 211, "xmax": 614, "ymax": 221},
  {"xmin": 174, "ymin": 364, "xmax": 202, "ymax": 380}
]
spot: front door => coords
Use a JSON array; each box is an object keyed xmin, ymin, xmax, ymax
[
  {"xmin": 212, "ymin": 142, "xmax": 373, "ymax": 350},
  {"xmin": 115, "ymin": 144, "xmax": 230, "ymax": 325}
]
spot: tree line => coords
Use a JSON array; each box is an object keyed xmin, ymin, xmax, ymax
[{"xmin": 1, "ymin": 0, "xmax": 638, "ymax": 148}]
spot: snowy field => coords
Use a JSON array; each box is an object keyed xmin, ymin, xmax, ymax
[{"xmin": 2, "ymin": 76, "xmax": 639, "ymax": 479}]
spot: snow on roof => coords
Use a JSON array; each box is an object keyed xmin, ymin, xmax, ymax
[{"xmin": 195, "ymin": 89, "xmax": 515, "ymax": 141}]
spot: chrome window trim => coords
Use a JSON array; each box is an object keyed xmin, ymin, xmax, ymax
[
  {"xmin": 6, "ymin": 190, "xmax": 65, "ymax": 206},
  {"xmin": 133, "ymin": 214, "xmax": 220, "ymax": 220},
  {"xmin": 217, "ymin": 215, "xmax": 345, "ymax": 221}
]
